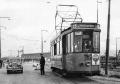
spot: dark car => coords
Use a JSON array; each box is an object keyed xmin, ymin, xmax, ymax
[{"xmin": 6, "ymin": 57, "xmax": 23, "ymax": 74}]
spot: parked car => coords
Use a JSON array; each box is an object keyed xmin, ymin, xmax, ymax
[{"xmin": 6, "ymin": 57, "xmax": 23, "ymax": 74}]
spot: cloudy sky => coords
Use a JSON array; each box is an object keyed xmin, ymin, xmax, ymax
[{"xmin": 0, "ymin": 0, "xmax": 120, "ymax": 57}]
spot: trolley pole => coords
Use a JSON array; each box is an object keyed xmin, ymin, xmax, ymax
[{"xmin": 105, "ymin": 0, "xmax": 111, "ymax": 76}]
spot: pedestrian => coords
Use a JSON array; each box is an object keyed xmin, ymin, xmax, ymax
[{"xmin": 40, "ymin": 53, "xmax": 45, "ymax": 75}]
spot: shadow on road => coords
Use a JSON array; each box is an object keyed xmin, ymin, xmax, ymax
[
  {"xmin": 65, "ymin": 75, "xmax": 103, "ymax": 84},
  {"xmin": 7, "ymin": 71, "xmax": 23, "ymax": 74}
]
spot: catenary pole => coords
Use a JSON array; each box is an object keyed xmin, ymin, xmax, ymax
[{"xmin": 105, "ymin": 0, "xmax": 111, "ymax": 76}]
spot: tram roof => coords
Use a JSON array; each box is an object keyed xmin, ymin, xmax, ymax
[{"xmin": 51, "ymin": 22, "xmax": 101, "ymax": 42}]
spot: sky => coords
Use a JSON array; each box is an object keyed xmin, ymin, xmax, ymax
[{"xmin": 0, "ymin": 0, "xmax": 120, "ymax": 57}]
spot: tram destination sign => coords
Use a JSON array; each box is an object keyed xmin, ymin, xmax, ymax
[{"xmin": 72, "ymin": 23, "xmax": 96, "ymax": 28}]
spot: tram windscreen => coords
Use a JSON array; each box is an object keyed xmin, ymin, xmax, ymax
[
  {"xmin": 82, "ymin": 31, "xmax": 92, "ymax": 52},
  {"xmin": 93, "ymin": 32, "xmax": 100, "ymax": 52},
  {"xmin": 74, "ymin": 31, "xmax": 100, "ymax": 53},
  {"xmin": 74, "ymin": 31, "xmax": 92, "ymax": 52},
  {"xmin": 74, "ymin": 35, "xmax": 82, "ymax": 52},
  {"xmin": 83, "ymin": 39, "xmax": 92, "ymax": 52}
]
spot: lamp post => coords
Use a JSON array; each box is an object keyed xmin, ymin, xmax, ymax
[
  {"xmin": 0, "ymin": 17, "xmax": 10, "ymax": 20},
  {"xmin": 0, "ymin": 26, "xmax": 6, "ymax": 58},
  {"xmin": 41, "ymin": 30, "xmax": 47, "ymax": 54},
  {"xmin": 0, "ymin": 26, "xmax": 6, "ymax": 68},
  {"xmin": 20, "ymin": 46, "xmax": 24, "ymax": 54},
  {"xmin": 105, "ymin": 0, "xmax": 111, "ymax": 76},
  {"xmin": 0, "ymin": 17, "xmax": 10, "ymax": 68},
  {"xmin": 97, "ymin": 0, "xmax": 102, "ymax": 24},
  {"xmin": 116, "ymin": 37, "xmax": 120, "ymax": 61}
]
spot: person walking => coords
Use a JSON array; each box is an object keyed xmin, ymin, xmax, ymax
[{"xmin": 40, "ymin": 53, "xmax": 45, "ymax": 75}]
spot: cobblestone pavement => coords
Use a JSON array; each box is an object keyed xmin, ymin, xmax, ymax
[{"xmin": 0, "ymin": 63, "xmax": 120, "ymax": 84}]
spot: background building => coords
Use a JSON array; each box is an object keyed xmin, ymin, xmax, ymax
[{"xmin": 21, "ymin": 52, "xmax": 50, "ymax": 62}]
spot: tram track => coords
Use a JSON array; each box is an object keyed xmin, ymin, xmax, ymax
[
  {"xmin": 50, "ymin": 70, "xmax": 120, "ymax": 84},
  {"xmin": 52, "ymin": 71, "xmax": 78, "ymax": 84},
  {"xmin": 51, "ymin": 71, "xmax": 103, "ymax": 84},
  {"xmin": 50, "ymin": 67, "xmax": 120, "ymax": 84}
]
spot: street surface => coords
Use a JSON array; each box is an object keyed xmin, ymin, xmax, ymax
[{"xmin": 0, "ymin": 63, "xmax": 120, "ymax": 84}]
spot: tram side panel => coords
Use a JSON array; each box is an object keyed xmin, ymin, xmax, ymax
[
  {"xmin": 65, "ymin": 53, "xmax": 100, "ymax": 74},
  {"xmin": 66, "ymin": 53, "xmax": 92, "ymax": 73},
  {"xmin": 55, "ymin": 55, "xmax": 63, "ymax": 69}
]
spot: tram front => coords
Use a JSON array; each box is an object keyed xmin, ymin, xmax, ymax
[{"xmin": 66, "ymin": 23, "xmax": 101, "ymax": 75}]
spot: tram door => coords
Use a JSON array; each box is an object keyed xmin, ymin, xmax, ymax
[{"xmin": 62, "ymin": 35, "xmax": 67, "ymax": 69}]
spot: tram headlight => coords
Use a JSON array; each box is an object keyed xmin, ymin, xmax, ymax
[{"xmin": 86, "ymin": 62, "xmax": 91, "ymax": 66}]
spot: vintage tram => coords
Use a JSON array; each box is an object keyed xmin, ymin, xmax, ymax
[{"xmin": 50, "ymin": 23, "xmax": 101, "ymax": 76}]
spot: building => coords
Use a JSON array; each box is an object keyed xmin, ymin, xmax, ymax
[{"xmin": 21, "ymin": 52, "xmax": 50, "ymax": 62}]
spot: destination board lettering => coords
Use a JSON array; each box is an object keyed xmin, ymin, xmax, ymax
[{"xmin": 72, "ymin": 23, "xmax": 95, "ymax": 28}]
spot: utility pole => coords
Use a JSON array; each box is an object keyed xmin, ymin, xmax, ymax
[
  {"xmin": 18, "ymin": 50, "xmax": 19, "ymax": 57},
  {"xmin": 0, "ymin": 17, "xmax": 10, "ymax": 68},
  {"xmin": 97, "ymin": 0, "xmax": 102, "ymax": 24},
  {"xmin": 116, "ymin": 37, "xmax": 120, "ymax": 63},
  {"xmin": 0, "ymin": 26, "xmax": 6, "ymax": 58},
  {"xmin": 20, "ymin": 46, "xmax": 24, "ymax": 54},
  {"xmin": 105, "ymin": 0, "xmax": 111, "ymax": 76},
  {"xmin": 41, "ymin": 30, "xmax": 47, "ymax": 54},
  {"xmin": 116, "ymin": 38, "xmax": 117, "ymax": 63}
]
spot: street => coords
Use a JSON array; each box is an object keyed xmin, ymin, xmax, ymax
[
  {"xmin": 0, "ymin": 63, "xmax": 75, "ymax": 84},
  {"xmin": 0, "ymin": 63, "xmax": 120, "ymax": 84}
]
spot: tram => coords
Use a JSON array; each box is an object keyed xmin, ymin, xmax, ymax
[
  {"xmin": 50, "ymin": 22, "xmax": 101, "ymax": 76},
  {"xmin": 50, "ymin": 5, "xmax": 101, "ymax": 76}
]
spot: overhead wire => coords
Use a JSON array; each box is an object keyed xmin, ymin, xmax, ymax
[
  {"xmin": 1, "ymin": 32, "xmax": 40, "ymax": 42},
  {"xmin": 75, "ymin": 0, "xmax": 87, "ymax": 5},
  {"xmin": 2, "ymin": 0, "xmax": 86, "ymax": 50},
  {"xmin": 44, "ymin": 29, "xmax": 56, "ymax": 43},
  {"xmin": 1, "ymin": 28, "xmax": 56, "ymax": 48}
]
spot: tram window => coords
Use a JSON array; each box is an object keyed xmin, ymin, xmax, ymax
[
  {"xmin": 67, "ymin": 34, "xmax": 71, "ymax": 53},
  {"xmin": 83, "ymin": 35, "xmax": 90, "ymax": 39},
  {"xmin": 74, "ymin": 33, "xmax": 82, "ymax": 52},
  {"xmin": 57, "ymin": 42, "xmax": 60, "ymax": 54},
  {"xmin": 50, "ymin": 46, "xmax": 53, "ymax": 56},
  {"xmin": 93, "ymin": 32, "xmax": 100, "ymax": 52},
  {"xmin": 52, "ymin": 46, "xmax": 54, "ymax": 56},
  {"xmin": 83, "ymin": 40, "xmax": 92, "ymax": 52},
  {"xmin": 62, "ymin": 35, "xmax": 67, "ymax": 54},
  {"xmin": 82, "ymin": 31, "xmax": 92, "ymax": 52},
  {"xmin": 54, "ymin": 44, "xmax": 57, "ymax": 55},
  {"xmin": 71, "ymin": 32, "xmax": 73, "ymax": 52},
  {"xmin": 60, "ymin": 40, "xmax": 62, "ymax": 54}
]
